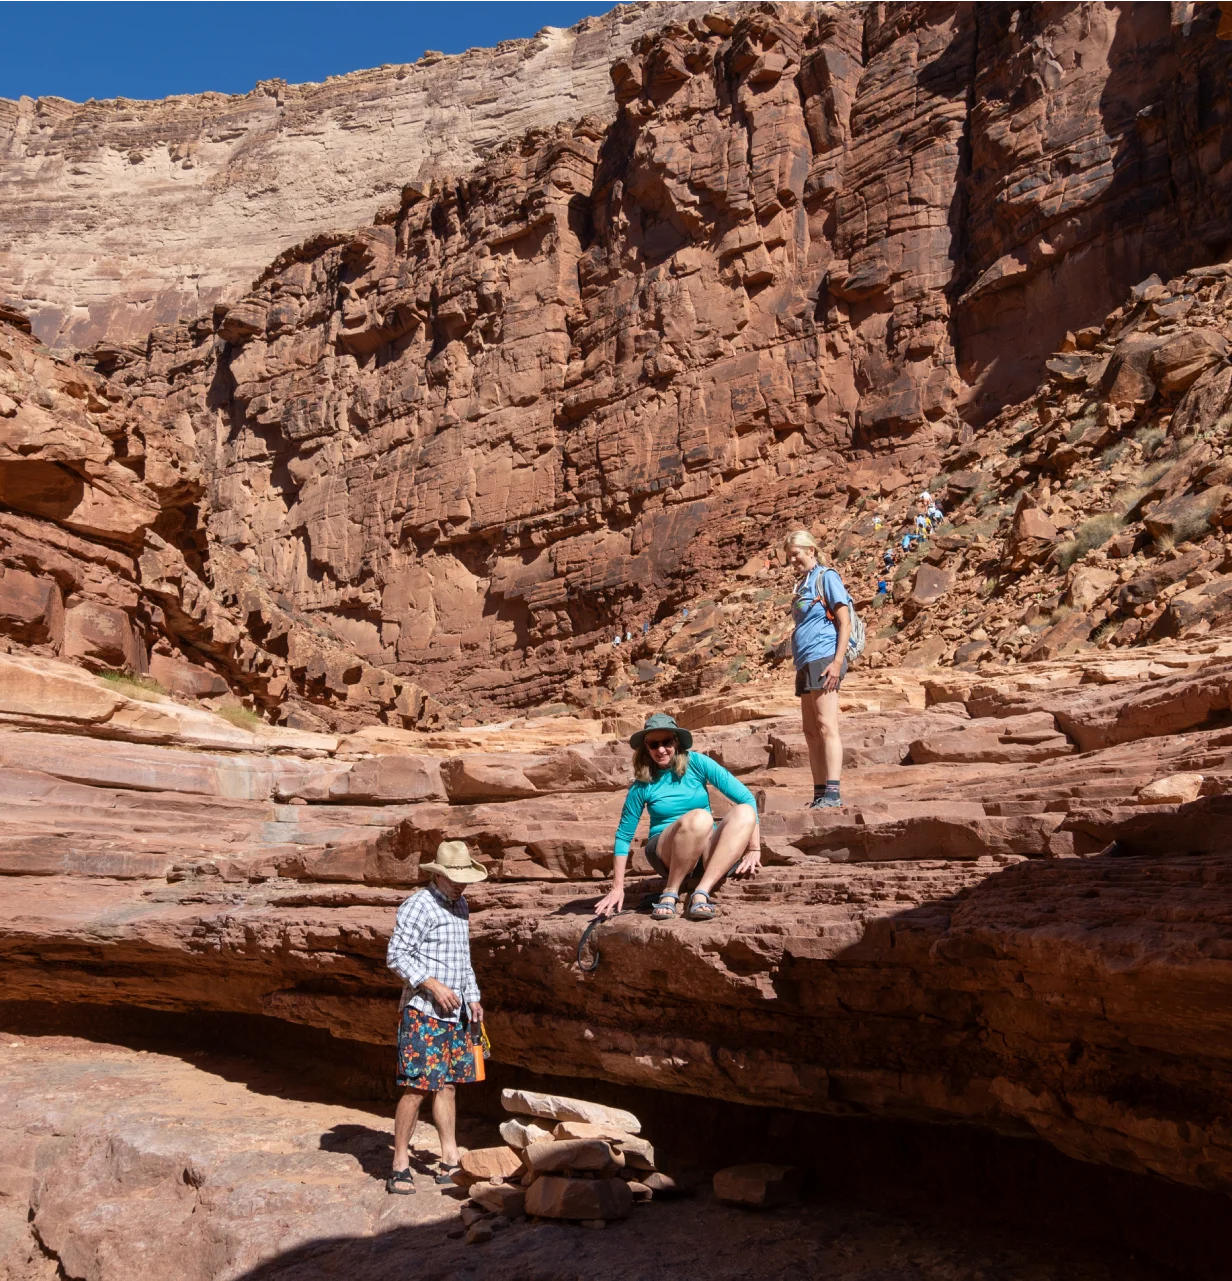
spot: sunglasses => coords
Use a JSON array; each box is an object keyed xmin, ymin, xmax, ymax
[{"xmin": 644, "ymin": 737, "xmax": 677, "ymax": 752}]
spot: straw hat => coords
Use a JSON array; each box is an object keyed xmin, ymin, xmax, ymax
[
  {"xmin": 421, "ymin": 839, "xmax": 489, "ymax": 884},
  {"xmin": 628, "ymin": 712, "xmax": 693, "ymax": 753}
]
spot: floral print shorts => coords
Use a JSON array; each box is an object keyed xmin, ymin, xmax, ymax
[{"xmin": 396, "ymin": 1006, "xmax": 481, "ymax": 1090}]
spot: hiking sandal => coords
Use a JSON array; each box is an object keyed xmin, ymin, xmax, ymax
[
  {"xmin": 434, "ymin": 1162, "xmax": 462, "ymax": 1186},
  {"xmin": 650, "ymin": 891, "xmax": 680, "ymax": 921},
  {"xmin": 686, "ymin": 890, "xmax": 717, "ymax": 921},
  {"xmin": 386, "ymin": 1168, "xmax": 417, "ymax": 1195}
]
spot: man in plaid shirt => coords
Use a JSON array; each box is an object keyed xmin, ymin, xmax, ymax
[{"xmin": 384, "ymin": 839, "xmax": 487, "ymax": 1195}]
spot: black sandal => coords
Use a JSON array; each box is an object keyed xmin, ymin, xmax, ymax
[
  {"xmin": 434, "ymin": 1162, "xmax": 462, "ymax": 1185},
  {"xmin": 386, "ymin": 1167, "xmax": 417, "ymax": 1195}
]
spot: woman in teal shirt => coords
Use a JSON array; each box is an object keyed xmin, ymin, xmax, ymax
[{"xmin": 595, "ymin": 713, "xmax": 760, "ymax": 923}]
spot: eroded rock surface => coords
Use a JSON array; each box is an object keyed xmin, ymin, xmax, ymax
[
  {"xmin": 0, "ymin": 1036, "xmax": 1153, "ymax": 1281},
  {"xmin": 1, "ymin": 646, "xmax": 1230, "ymax": 1210}
]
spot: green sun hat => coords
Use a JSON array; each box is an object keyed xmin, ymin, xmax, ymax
[{"xmin": 628, "ymin": 712, "xmax": 693, "ymax": 753}]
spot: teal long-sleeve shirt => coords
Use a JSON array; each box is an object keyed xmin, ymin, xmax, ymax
[{"xmin": 612, "ymin": 751, "xmax": 756, "ymax": 859}]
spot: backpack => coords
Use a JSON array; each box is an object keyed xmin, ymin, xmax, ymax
[
  {"xmin": 845, "ymin": 604, "xmax": 866, "ymax": 664},
  {"xmin": 812, "ymin": 568, "xmax": 866, "ymax": 666}
]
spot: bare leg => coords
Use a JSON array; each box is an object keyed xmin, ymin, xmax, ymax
[
  {"xmin": 694, "ymin": 803, "xmax": 757, "ymax": 897},
  {"xmin": 392, "ymin": 1087, "xmax": 426, "ymax": 1172},
  {"xmin": 658, "ymin": 809, "xmax": 715, "ymax": 898},
  {"xmin": 817, "ymin": 689, "xmax": 843, "ymax": 782},
  {"xmin": 801, "ymin": 692, "xmax": 826, "ymax": 786},
  {"xmin": 432, "ymin": 1084, "xmax": 458, "ymax": 1165}
]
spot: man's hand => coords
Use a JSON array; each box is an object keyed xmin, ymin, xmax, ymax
[
  {"xmin": 733, "ymin": 848, "xmax": 762, "ymax": 877},
  {"xmin": 421, "ymin": 977, "xmax": 461, "ymax": 1016},
  {"xmin": 468, "ymin": 1001, "xmax": 483, "ymax": 1027},
  {"xmin": 594, "ymin": 886, "xmax": 624, "ymax": 918},
  {"xmin": 821, "ymin": 658, "xmax": 844, "ymax": 692}
]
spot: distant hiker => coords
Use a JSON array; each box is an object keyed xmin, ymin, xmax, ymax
[
  {"xmin": 876, "ymin": 578, "xmax": 889, "ymax": 595},
  {"xmin": 596, "ymin": 713, "xmax": 760, "ymax": 923},
  {"xmin": 882, "ymin": 547, "xmax": 895, "ymax": 570},
  {"xmin": 919, "ymin": 489, "xmax": 932, "ymax": 506},
  {"xmin": 914, "ymin": 512, "xmax": 928, "ymax": 535},
  {"xmin": 785, "ymin": 529, "xmax": 852, "ymax": 809},
  {"xmin": 928, "ymin": 504, "xmax": 944, "ymax": 524},
  {"xmin": 873, "ymin": 516, "xmax": 883, "ymax": 531},
  {"xmin": 900, "ymin": 533, "xmax": 912, "ymax": 553},
  {"xmin": 385, "ymin": 840, "xmax": 488, "ymax": 1195}
]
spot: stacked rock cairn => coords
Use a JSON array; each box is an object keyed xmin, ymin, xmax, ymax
[{"xmin": 453, "ymin": 1088, "xmax": 678, "ymax": 1242}]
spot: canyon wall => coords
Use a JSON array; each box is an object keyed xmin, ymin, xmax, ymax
[
  {"xmin": 0, "ymin": 1, "xmax": 729, "ymax": 350},
  {"xmin": 84, "ymin": 2, "xmax": 1232, "ymax": 719},
  {"xmin": 0, "ymin": 4, "xmax": 1230, "ymax": 731}
]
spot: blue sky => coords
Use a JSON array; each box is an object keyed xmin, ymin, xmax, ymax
[{"xmin": 2, "ymin": 2, "xmax": 618, "ymax": 102}]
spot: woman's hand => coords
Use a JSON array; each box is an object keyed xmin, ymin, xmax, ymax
[
  {"xmin": 732, "ymin": 848, "xmax": 762, "ymax": 877},
  {"xmin": 595, "ymin": 886, "xmax": 625, "ymax": 917},
  {"xmin": 821, "ymin": 657, "xmax": 844, "ymax": 691}
]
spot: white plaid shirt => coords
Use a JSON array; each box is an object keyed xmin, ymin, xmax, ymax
[{"xmin": 386, "ymin": 883, "xmax": 480, "ymax": 1023}]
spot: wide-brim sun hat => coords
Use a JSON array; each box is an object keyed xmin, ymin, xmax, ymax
[
  {"xmin": 628, "ymin": 712, "xmax": 693, "ymax": 753},
  {"xmin": 420, "ymin": 839, "xmax": 489, "ymax": 884}
]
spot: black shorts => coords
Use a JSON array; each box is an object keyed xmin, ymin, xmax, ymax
[
  {"xmin": 795, "ymin": 654, "xmax": 848, "ymax": 696},
  {"xmin": 644, "ymin": 826, "xmax": 709, "ymax": 880}
]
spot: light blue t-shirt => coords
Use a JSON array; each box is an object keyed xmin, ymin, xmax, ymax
[
  {"xmin": 790, "ymin": 565, "xmax": 852, "ymax": 669},
  {"xmin": 612, "ymin": 752, "xmax": 756, "ymax": 858}
]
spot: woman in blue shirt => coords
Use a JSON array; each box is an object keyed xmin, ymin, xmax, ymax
[
  {"xmin": 595, "ymin": 713, "xmax": 760, "ymax": 923},
  {"xmin": 785, "ymin": 529, "xmax": 852, "ymax": 809}
]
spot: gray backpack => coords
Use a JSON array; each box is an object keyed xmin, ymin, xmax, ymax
[{"xmin": 814, "ymin": 569, "xmax": 866, "ymax": 665}]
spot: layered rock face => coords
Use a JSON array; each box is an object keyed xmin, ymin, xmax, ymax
[
  {"xmin": 1, "ymin": 4, "xmax": 1230, "ymax": 727},
  {"xmin": 0, "ymin": 1, "xmax": 724, "ymax": 349},
  {"xmin": 2, "ymin": 644, "xmax": 1231, "ymax": 1214},
  {"xmin": 76, "ymin": 3, "xmax": 1230, "ymax": 717}
]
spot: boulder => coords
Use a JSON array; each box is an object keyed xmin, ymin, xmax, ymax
[
  {"xmin": 524, "ymin": 1175, "xmax": 633, "ymax": 1221},
  {"xmin": 1102, "ymin": 332, "xmax": 1164, "ymax": 407},
  {"xmin": 902, "ymin": 564, "xmax": 954, "ymax": 621},
  {"xmin": 1018, "ymin": 611, "xmax": 1094, "ymax": 662},
  {"xmin": 500, "ymin": 1117, "xmax": 554, "ymax": 1149},
  {"xmin": 713, "ymin": 1163, "xmax": 801, "ymax": 1209},
  {"xmin": 501, "ymin": 1088, "xmax": 640, "ymax": 1134},
  {"xmin": 551, "ymin": 1120, "xmax": 633, "ymax": 1144},
  {"xmin": 640, "ymin": 1171, "xmax": 684, "ymax": 1197},
  {"xmin": 0, "ymin": 654, "xmax": 123, "ymax": 723},
  {"xmin": 614, "ymin": 1135, "xmax": 655, "ymax": 1171},
  {"xmin": 468, "ymin": 1180, "xmax": 526, "ymax": 1217},
  {"xmin": 0, "ymin": 568, "xmax": 62, "ymax": 646},
  {"xmin": 328, "ymin": 755, "xmax": 447, "ymax": 803},
  {"xmin": 1143, "ymin": 488, "xmax": 1223, "ymax": 544},
  {"xmin": 523, "ymin": 1138, "xmax": 623, "ymax": 1175},
  {"xmin": 458, "ymin": 1146, "xmax": 524, "ymax": 1183},
  {"xmin": 1005, "ymin": 498, "xmax": 1058, "ymax": 570},
  {"xmin": 1065, "ymin": 565, "xmax": 1118, "ymax": 611},
  {"xmin": 1149, "ymin": 328, "xmax": 1229, "ymax": 396},
  {"xmin": 1137, "ymin": 773, "xmax": 1204, "ymax": 805},
  {"xmin": 62, "ymin": 601, "xmax": 144, "ymax": 672},
  {"xmin": 148, "ymin": 653, "xmax": 229, "ymax": 699}
]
